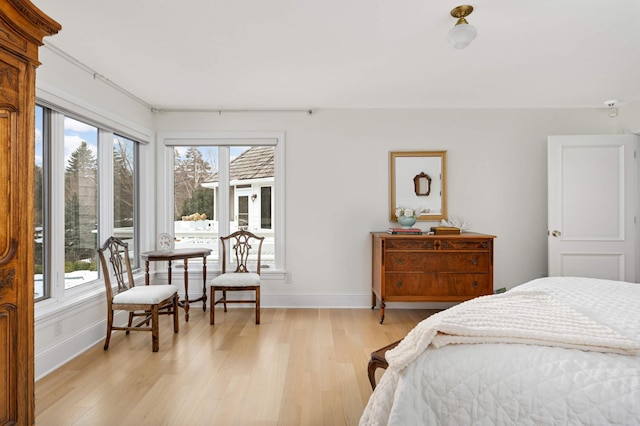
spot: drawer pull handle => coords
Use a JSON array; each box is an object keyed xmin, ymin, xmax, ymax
[
  {"xmin": 472, "ymin": 257, "xmax": 478, "ymax": 265},
  {"xmin": 481, "ymin": 242, "xmax": 488, "ymax": 248},
  {"xmin": 472, "ymin": 281, "xmax": 478, "ymax": 288},
  {"xmin": 397, "ymin": 281, "xmax": 403, "ymax": 288},
  {"xmin": 396, "ymin": 258, "xmax": 403, "ymax": 265}
]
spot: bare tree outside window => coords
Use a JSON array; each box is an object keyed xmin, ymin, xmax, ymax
[
  {"xmin": 114, "ymin": 135, "xmax": 137, "ymax": 267},
  {"xmin": 174, "ymin": 146, "xmax": 216, "ymax": 220}
]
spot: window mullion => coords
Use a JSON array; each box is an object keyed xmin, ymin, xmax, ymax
[
  {"xmin": 49, "ymin": 110, "xmax": 66, "ymax": 301},
  {"xmin": 98, "ymin": 129, "xmax": 114, "ymax": 255},
  {"xmin": 218, "ymin": 146, "xmax": 230, "ymax": 237}
]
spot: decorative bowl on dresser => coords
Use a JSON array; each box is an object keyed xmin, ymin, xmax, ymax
[{"xmin": 371, "ymin": 232, "xmax": 495, "ymax": 323}]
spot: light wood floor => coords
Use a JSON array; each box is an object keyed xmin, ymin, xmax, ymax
[{"xmin": 35, "ymin": 307, "xmax": 438, "ymax": 425}]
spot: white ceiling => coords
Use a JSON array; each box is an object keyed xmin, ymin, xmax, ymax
[{"xmin": 35, "ymin": 0, "xmax": 640, "ymax": 110}]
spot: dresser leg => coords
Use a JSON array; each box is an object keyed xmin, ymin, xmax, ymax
[
  {"xmin": 371, "ymin": 291, "xmax": 376, "ymax": 309},
  {"xmin": 379, "ymin": 300, "xmax": 385, "ymax": 324}
]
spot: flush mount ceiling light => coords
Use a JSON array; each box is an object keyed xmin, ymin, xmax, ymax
[{"xmin": 447, "ymin": 5, "xmax": 477, "ymax": 49}]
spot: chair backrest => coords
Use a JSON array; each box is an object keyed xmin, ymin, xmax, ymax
[
  {"xmin": 97, "ymin": 237, "xmax": 135, "ymax": 301},
  {"xmin": 220, "ymin": 230, "xmax": 265, "ymax": 274}
]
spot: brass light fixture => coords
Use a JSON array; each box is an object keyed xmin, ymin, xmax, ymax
[{"xmin": 447, "ymin": 5, "xmax": 477, "ymax": 49}]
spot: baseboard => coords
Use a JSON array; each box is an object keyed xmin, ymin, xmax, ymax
[
  {"xmin": 211, "ymin": 292, "xmax": 456, "ymax": 310},
  {"xmin": 35, "ymin": 319, "xmax": 104, "ymax": 381},
  {"xmin": 35, "ymin": 311, "xmax": 128, "ymax": 381}
]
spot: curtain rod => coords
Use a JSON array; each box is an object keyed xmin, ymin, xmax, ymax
[
  {"xmin": 44, "ymin": 42, "xmax": 315, "ymax": 116},
  {"xmin": 44, "ymin": 41, "xmax": 152, "ymax": 109},
  {"xmin": 151, "ymin": 108, "xmax": 314, "ymax": 115}
]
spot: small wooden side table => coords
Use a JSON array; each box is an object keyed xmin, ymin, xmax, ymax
[{"xmin": 140, "ymin": 248, "xmax": 212, "ymax": 321}]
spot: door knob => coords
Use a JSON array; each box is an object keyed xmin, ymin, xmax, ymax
[{"xmin": 551, "ymin": 230, "xmax": 561, "ymax": 237}]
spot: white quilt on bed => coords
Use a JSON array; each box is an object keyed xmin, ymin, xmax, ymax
[{"xmin": 360, "ymin": 277, "xmax": 640, "ymax": 425}]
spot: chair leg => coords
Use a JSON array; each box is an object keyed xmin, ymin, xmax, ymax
[
  {"xmin": 256, "ymin": 287, "xmax": 260, "ymax": 324},
  {"xmin": 126, "ymin": 312, "xmax": 134, "ymax": 335},
  {"xmin": 210, "ymin": 287, "xmax": 215, "ymax": 325},
  {"xmin": 151, "ymin": 305, "xmax": 159, "ymax": 352},
  {"xmin": 173, "ymin": 294, "xmax": 179, "ymax": 333},
  {"xmin": 223, "ymin": 290, "xmax": 227, "ymax": 312},
  {"xmin": 104, "ymin": 310, "xmax": 114, "ymax": 350}
]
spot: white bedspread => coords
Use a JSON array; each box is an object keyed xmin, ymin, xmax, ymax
[{"xmin": 360, "ymin": 277, "xmax": 640, "ymax": 425}]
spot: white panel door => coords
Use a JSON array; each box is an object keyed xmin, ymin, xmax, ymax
[{"xmin": 548, "ymin": 134, "xmax": 637, "ymax": 281}]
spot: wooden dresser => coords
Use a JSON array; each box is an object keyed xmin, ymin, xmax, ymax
[{"xmin": 371, "ymin": 232, "xmax": 495, "ymax": 323}]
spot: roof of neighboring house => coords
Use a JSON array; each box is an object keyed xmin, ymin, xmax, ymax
[{"xmin": 207, "ymin": 146, "xmax": 274, "ymax": 183}]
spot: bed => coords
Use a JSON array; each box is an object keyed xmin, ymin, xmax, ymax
[{"xmin": 360, "ymin": 276, "xmax": 640, "ymax": 425}]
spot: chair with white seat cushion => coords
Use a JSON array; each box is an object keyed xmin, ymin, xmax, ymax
[
  {"xmin": 210, "ymin": 230, "xmax": 264, "ymax": 325},
  {"xmin": 98, "ymin": 237, "xmax": 179, "ymax": 352}
]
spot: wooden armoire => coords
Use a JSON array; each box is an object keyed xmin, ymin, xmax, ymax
[{"xmin": 0, "ymin": 1, "xmax": 59, "ymax": 423}]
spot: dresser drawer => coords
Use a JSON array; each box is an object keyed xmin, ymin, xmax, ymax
[
  {"xmin": 439, "ymin": 253, "xmax": 490, "ymax": 272},
  {"xmin": 437, "ymin": 274, "xmax": 492, "ymax": 296},
  {"xmin": 385, "ymin": 252, "xmax": 438, "ymax": 272},
  {"xmin": 439, "ymin": 239, "xmax": 491, "ymax": 250},
  {"xmin": 385, "ymin": 273, "xmax": 491, "ymax": 297},
  {"xmin": 385, "ymin": 273, "xmax": 437, "ymax": 296},
  {"xmin": 385, "ymin": 239, "xmax": 437, "ymax": 250}
]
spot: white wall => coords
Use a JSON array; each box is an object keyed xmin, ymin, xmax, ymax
[
  {"xmin": 155, "ymin": 108, "xmax": 624, "ymax": 302},
  {"xmin": 33, "ymin": 43, "xmax": 638, "ymax": 378},
  {"xmin": 37, "ymin": 45, "xmax": 154, "ymax": 133}
]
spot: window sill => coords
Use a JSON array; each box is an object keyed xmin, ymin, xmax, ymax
[{"xmin": 34, "ymin": 270, "xmax": 147, "ymax": 321}]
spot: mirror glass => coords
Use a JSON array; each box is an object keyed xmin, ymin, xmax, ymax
[{"xmin": 390, "ymin": 151, "xmax": 447, "ymax": 222}]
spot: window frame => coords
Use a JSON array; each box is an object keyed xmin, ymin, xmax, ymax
[
  {"xmin": 34, "ymin": 103, "xmax": 144, "ymax": 307},
  {"xmin": 34, "ymin": 105, "xmax": 49, "ymax": 302},
  {"xmin": 62, "ymin": 115, "xmax": 99, "ymax": 291},
  {"xmin": 157, "ymin": 132, "xmax": 286, "ymax": 274},
  {"xmin": 112, "ymin": 133, "xmax": 140, "ymax": 269}
]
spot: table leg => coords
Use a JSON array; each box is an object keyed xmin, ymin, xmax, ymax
[
  {"xmin": 202, "ymin": 255, "xmax": 208, "ymax": 311},
  {"xmin": 167, "ymin": 260, "xmax": 172, "ymax": 284},
  {"xmin": 145, "ymin": 261, "xmax": 150, "ymax": 286},
  {"xmin": 183, "ymin": 258, "xmax": 190, "ymax": 321}
]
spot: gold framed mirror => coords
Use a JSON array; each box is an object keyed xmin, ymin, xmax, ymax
[{"xmin": 390, "ymin": 151, "xmax": 447, "ymax": 222}]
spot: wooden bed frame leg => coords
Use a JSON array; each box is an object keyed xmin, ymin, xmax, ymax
[{"xmin": 367, "ymin": 339, "xmax": 402, "ymax": 390}]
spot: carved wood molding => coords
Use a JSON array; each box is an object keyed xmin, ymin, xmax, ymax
[
  {"xmin": 7, "ymin": 0, "xmax": 61, "ymax": 37},
  {"xmin": 0, "ymin": 65, "xmax": 18, "ymax": 110},
  {"xmin": 0, "ymin": 239, "xmax": 17, "ymax": 267},
  {"xmin": 0, "ymin": 267, "xmax": 15, "ymax": 299}
]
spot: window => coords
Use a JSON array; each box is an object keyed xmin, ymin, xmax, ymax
[
  {"xmin": 35, "ymin": 104, "xmax": 141, "ymax": 300},
  {"xmin": 34, "ymin": 106, "xmax": 46, "ymax": 301},
  {"xmin": 64, "ymin": 117, "xmax": 98, "ymax": 289},
  {"xmin": 161, "ymin": 134, "xmax": 283, "ymax": 273},
  {"xmin": 260, "ymin": 186, "xmax": 272, "ymax": 229},
  {"xmin": 173, "ymin": 145, "xmax": 276, "ymax": 268},
  {"xmin": 113, "ymin": 134, "xmax": 138, "ymax": 267}
]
